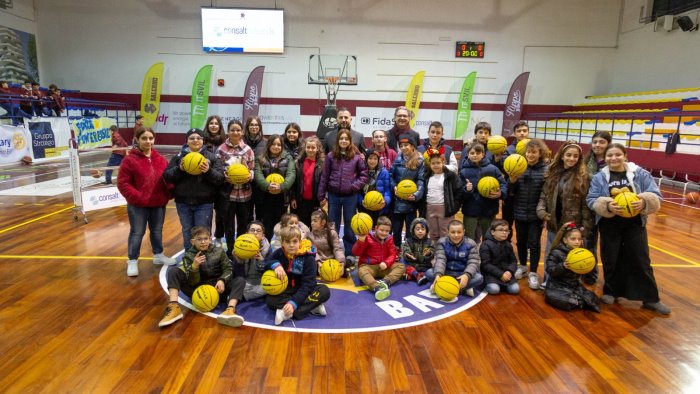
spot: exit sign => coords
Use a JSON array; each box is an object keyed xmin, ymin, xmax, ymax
[{"xmin": 456, "ymin": 41, "xmax": 485, "ymax": 58}]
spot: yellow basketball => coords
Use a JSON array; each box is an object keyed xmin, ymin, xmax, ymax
[
  {"xmin": 227, "ymin": 163, "xmax": 250, "ymax": 185},
  {"xmin": 477, "ymin": 176, "xmax": 500, "ymax": 198},
  {"xmin": 234, "ymin": 233, "xmax": 260, "ymax": 260},
  {"xmin": 362, "ymin": 190, "xmax": 385, "ymax": 211},
  {"xmin": 566, "ymin": 248, "xmax": 596, "ymax": 275},
  {"xmin": 319, "ymin": 259, "xmax": 343, "ymax": 282},
  {"xmin": 396, "ymin": 179, "xmax": 417, "ymax": 200},
  {"xmin": 181, "ymin": 152, "xmax": 206, "ymax": 175},
  {"xmin": 191, "ymin": 284, "xmax": 220, "ymax": 312},
  {"xmin": 515, "ymin": 138, "xmax": 531, "ymax": 156},
  {"xmin": 266, "ymin": 173, "xmax": 285, "ymax": 194},
  {"xmin": 434, "ymin": 275, "xmax": 460, "ymax": 301},
  {"xmin": 503, "ymin": 154, "xmax": 528, "ymax": 177},
  {"xmin": 350, "ymin": 212, "xmax": 373, "ymax": 235},
  {"xmin": 261, "ymin": 270, "xmax": 288, "ymax": 295},
  {"xmin": 487, "ymin": 135, "xmax": 508, "ymax": 155},
  {"xmin": 614, "ymin": 191, "xmax": 640, "ymax": 218}
]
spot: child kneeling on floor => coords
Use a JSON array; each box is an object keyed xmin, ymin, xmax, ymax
[
  {"xmin": 480, "ymin": 220, "xmax": 519, "ymax": 295},
  {"xmin": 352, "ymin": 215, "xmax": 406, "ymax": 301},
  {"xmin": 544, "ymin": 222, "xmax": 600, "ymax": 313},
  {"xmin": 264, "ymin": 226, "xmax": 330, "ymax": 325},
  {"xmin": 160, "ymin": 226, "xmax": 246, "ymax": 328},
  {"xmin": 430, "ymin": 220, "xmax": 484, "ymax": 297}
]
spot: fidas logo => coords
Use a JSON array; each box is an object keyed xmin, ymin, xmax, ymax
[{"xmin": 160, "ymin": 258, "xmax": 485, "ymax": 333}]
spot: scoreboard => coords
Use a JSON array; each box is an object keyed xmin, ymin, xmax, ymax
[{"xmin": 456, "ymin": 41, "xmax": 485, "ymax": 58}]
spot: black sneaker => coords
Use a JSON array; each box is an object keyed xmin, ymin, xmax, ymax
[{"xmin": 416, "ymin": 273, "xmax": 429, "ymax": 286}]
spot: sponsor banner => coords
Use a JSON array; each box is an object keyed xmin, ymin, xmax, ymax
[
  {"xmin": 502, "ymin": 72, "xmax": 530, "ymax": 137},
  {"xmin": 405, "ymin": 70, "xmax": 425, "ymax": 129},
  {"xmin": 24, "ymin": 117, "xmax": 71, "ymax": 160},
  {"xmin": 71, "ymin": 117, "xmax": 115, "ymax": 150},
  {"xmin": 355, "ymin": 107, "xmax": 457, "ymax": 139},
  {"xmin": 81, "ymin": 186, "xmax": 127, "ymax": 212},
  {"xmin": 242, "ymin": 66, "xmax": 265, "ymax": 123},
  {"xmin": 0, "ymin": 125, "xmax": 31, "ymax": 164},
  {"xmin": 156, "ymin": 102, "xmax": 300, "ymax": 134},
  {"xmin": 141, "ymin": 62, "xmax": 165, "ymax": 128},
  {"xmin": 190, "ymin": 65, "xmax": 213, "ymax": 129},
  {"xmin": 455, "ymin": 71, "xmax": 477, "ymax": 140}
]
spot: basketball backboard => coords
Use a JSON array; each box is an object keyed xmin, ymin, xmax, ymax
[{"xmin": 308, "ymin": 54, "xmax": 358, "ymax": 85}]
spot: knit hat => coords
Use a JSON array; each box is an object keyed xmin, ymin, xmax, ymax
[
  {"xmin": 186, "ymin": 128, "xmax": 205, "ymax": 139},
  {"xmin": 398, "ymin": 133, "xmax": 418, "ymax": 148}
]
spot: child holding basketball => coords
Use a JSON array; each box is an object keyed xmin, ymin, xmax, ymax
[
  {"xmin": 480, "ymin": 220, "xmax": 519, "ymax": 295},
  {"xmin": 430, "ymin": 220, "xmax": 483, "ymax": 297},
  {"xmin": 390, "ymin": 133, "xmax": 426, "ymax": 250},
  {"xmin": 307, "ymin": 209, "xmax": 346, "ymax": 275},
  {"xmin": 160, "ymin": 226, "xmax": 247, "ymax": 328},
  {"xmin": 459, "ymin": 143, "xmax": 507, "ymax": 242},
  {"xmin": 233, "ymin": 221, "xmax": 271, "ymax": 301},
  {"xmin": 270, "ymin": 213, "xmax": 311, "ymax": 251},
  {"xmin": 401, "ymin": 217, "xmax": 434, "ymax": 285},
  {"xmin": 352, "ymin": 216, "xmax": 406, "ymax": 300},
  {"xmin": 254, "ymin": 134, "xmax": 296, "ymax": 240},
  {"xmin": 358, "ymin": 148, "xmax": 392, "ymax": 224},
  {"xmin": 265, "ymin": 226, "xmax": 331, "ymax": 325},
  {"xmin": 543, "ymin": 222, "xmax": 600, "ymax": 312},
  {"xmin": 421, "ymin": 148, "xmax": 463, "ymax": 241},
  {"xmin": 508, "ymin": 139, "xmax": 547, "ymax": 286},
  {"xmin": 459, "ymin": 122, "xmax": 494, "ymax": 169}
]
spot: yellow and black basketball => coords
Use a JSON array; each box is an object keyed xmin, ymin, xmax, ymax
[
  {"xmin": 515, "ymin": 138, "xmax": 531, "ymax": 156},
  {"xmin": 266, "ymin": 173, "xmax": 285, "ymax": 194},
  {"xmin": 477, "ymin": 176, "xmax": 500, "ymax": 198},
  {"xmin": 181, "ymin": 152, "xmax": 206, "ymax": 175},
  {"xmin": 503, "ymin": 154, "xmax": 527, "ymax": 177},
  {"xmin": 350, "ymin": 212, "xmax": 373, "ymax": 235},
  {"xmin": 566, "ymin": 248, "xmax": 596, "ymax": 275},
  {"xmin": 487, "ymin": 135, "xmax": 508, "ymax": 155},
  {"xmin": 362, "ymin": 191, "xmax": 385, "ymax": 211},
  {"xmin": 261, "ymin": 270, "xmax": 288, "ymax": 295},
  {"xmin": 396, "ymin": 179, "xmax": 417, "ymax": 200},
  {"xmin": 319, "ymin": 259, "xmax": 343, "ymax": 282},
  {"xmin": 234, "ymin": 233, "xmax": 260, "ymax": 260},
  {"xmin": 192, "ymin": 284, "xmax": 220, "ymax": 312},
  {"xmin": 614, "ymin": 191, "xmax": 640, "ymax": 218},
  {"xmin": 227, "ymin": 163, "xmax": 250, "ymax": 185},
  {"xmin": 434, "ymin": 276, "xmax": 460, "ymax": 301}
]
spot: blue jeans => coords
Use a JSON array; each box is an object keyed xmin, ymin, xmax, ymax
[
  {"xmin": 486, "ymin": 282, "xmax": 520, "ymax": 295},
  {"xmin": 328, "ymin": 192, "xmax": 358, "ymax": 255},
  {"xmin": 175, "ymin": 202, "xmax": 213, "ymax": 249},
  {"xmin": 105, "ymin": 153, "xmax": 124, "ymax": 184},
  {"xmin": 127, "ymin": 205, "xmax": 166, "ymax": 260}
]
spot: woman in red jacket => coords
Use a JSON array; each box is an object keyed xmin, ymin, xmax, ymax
[{"xmin": 117, "ymin": 127, "xmax": 175, "ymax": 277}]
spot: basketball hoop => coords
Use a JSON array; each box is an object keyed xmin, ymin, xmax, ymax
[{"xmin": 324, "ymin": 76, "xmax": 339, "ymax": 106}]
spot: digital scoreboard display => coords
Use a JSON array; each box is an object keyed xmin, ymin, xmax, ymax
[{"xmin": 455, "ymin": 41, "xmax": 485, "ymax": 58}]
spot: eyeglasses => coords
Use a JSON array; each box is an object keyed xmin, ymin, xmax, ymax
[
  {"xmin": 495, "ymin": 229, "xmax": 510, "ymax": 233},
  {"xmin": 194, "ymin": 237, "xmax": 211, "ymax": 242},
  {"xmin": 188, "ymin": 136, "xmax": 203, "ymax": 141},
  {"xmin": 248, "ymin": 228, "xmax": 263, "ymax": 234}
]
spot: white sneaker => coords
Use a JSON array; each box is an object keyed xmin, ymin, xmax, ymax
[
  {"xmin": 127, "ymin": 259, "xmax": 139, "ymax": 276},
  {"xmin": 515, "ymin": 265, "xmax": 528, "ymax": 280},
  {"xmin": 274, "ymin": 308, "xmax": 292, "ymax": 325},
  {"xmin": 464, "ymin": 288, "xmax": 475, "ymax": 297},
  {"xmin": 153, "ymin": 253, "xmax": 176, "ymax": 266},
  {"xmin": 310, "ymin": 304, "xmax": 327, "ymax": 316},
  {"xmin": 528, "ymin": 272, "xmax": 540, "ymax": 290}
]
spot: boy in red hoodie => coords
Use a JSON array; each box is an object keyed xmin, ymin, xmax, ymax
[{"xmin": 352, "ymin": 216, "xmax": 406, "ymax": 300}]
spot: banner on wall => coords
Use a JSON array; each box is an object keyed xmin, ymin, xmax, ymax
[
  {"xmin": 454, "ymin": 71, "xmax": 477, "ymax": 140},
  {"xmin": 0, "ymin": 125, "xmax": 31, "ymax": 164},
  {"xmin": 501, "ymin": 72, "xmax": 530, "ymax": 137},
  {"xmin": 24, "ymin": 117, "xmax": 71, "ymax": 160},
  {"xmin": 156, "ymin": 102, "xmax": 300, "ymax": 134},
  {"xmin": 405, "ymin": 71, "xmax": 425, "ymax": 129},
  {"xmin": 71, "ymin": 117, "xmax": 115, "ymax": 149},
  {"xmin": 141, "ymin": 62, "xmax": 165, "ymax": 128},
  {"xmin": 190, "ymin": 65, "xmax": 213, "ymax": 129},
  {"xmin": 242, "ymin": 66, "xmax": 265, "ymax": 122}
]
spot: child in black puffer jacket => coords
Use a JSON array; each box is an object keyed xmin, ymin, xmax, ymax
[{"xmin": 480, "ymin": 220, "xmax": 519, "ymax": 295}]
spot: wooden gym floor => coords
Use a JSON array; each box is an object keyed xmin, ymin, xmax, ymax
[{"xmin": 1, "ymin": 151, "xmax": 699, "ymax": 393}]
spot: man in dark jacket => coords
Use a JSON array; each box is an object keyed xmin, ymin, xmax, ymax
[{"xmin": 322, "ymin": 108, "xmax": 366, "ymax": 154}]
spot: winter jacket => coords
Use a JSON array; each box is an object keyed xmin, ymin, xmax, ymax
[
  {"xmin": 417, "ymin": 138, "xmax": 458, "ymax": 173},
  {"xmin": 545, "ymin": 244, "xmax": 582, "ymax": 289},
  {"xmin": 433, "ymin": 236, "xmax": 480, "ymax": 277},
  {"xmin": 401, "ymin": 217, "xmax": 435, "ymax": 271},
  {"xmin": 587, "ymin": 162, "xmax": 662, "ymax": 226},
  {"xmin": 585, "ymin": 154, "xmax": 605, "ymax": 178},
  {"xmin": 536, "ymin": 167, "xmax": 592, "ymax": 234},
  {"xmin": 233, "ymin": 237, "xmax": 271, "ymax": 285},
  {"xmin": 509, "ymin": 160, "xmax": 546, "ymax": 222},
  {"xmin": 459, "ymin": 143, "xmax": 495, "ymax": 170},
  {"xmin": 264, "ymin": 239, "xmax": 318, "ymax": 309},
  {"xmin": 254, "ymin": 150, "xmax": 296, "ymax": 194},
  {"xmin": 359, "ymin": 164, "xmax": 392, "ymax": 214},
  {"xmin": 117, "ymin": 148, "xmax": 171, "ymax": 207},
  {"xmin": 307, "ymin": 227, "xmax": 345, "ymax": 264},
  {"xmin": 479, "ymin": 232, "xmax": 518, "ymax": 285},
  {"xmin": 318, "ymin": 150, "xmax": 369, "ymax": 199},
  {"xmin": 244, "ymin": 134, "xmax": 268, "ymax": 158},
  {"xmin": 291, "ymin": 156, "xmax": 323, "ymax": 203},
  {"xmin": 459, "ymin": 157, "xmax": 507, "ymax": 217},
  {"xmin": 390, "ymin": 152, "xmax": 426, "ymax": 213},
  {"xmin": 352, "ymin": 231, "xmax": 397, "ymax": 267},
  {"xmin": 421, "ymin": 167, "xmax": 463, "ymax": 217},
  {"xmin": 178, "ymin": 244, "xmax": 232, "ymax": 286},
  {"xmin": 386, "ymin": 126, "xmax": 420, "ymax": 152},
  {"xmin": 163, "ymin": 146, "xmax": 225, "ymax": 205},
  {"xmin": 284, "ymin": 139, "xmax": 303, "ymax": 160}
]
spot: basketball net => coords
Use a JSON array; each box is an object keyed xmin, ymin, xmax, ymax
[{"xmin": 324, "ymin": 77, "xmax": 339, "ymax": 106}]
